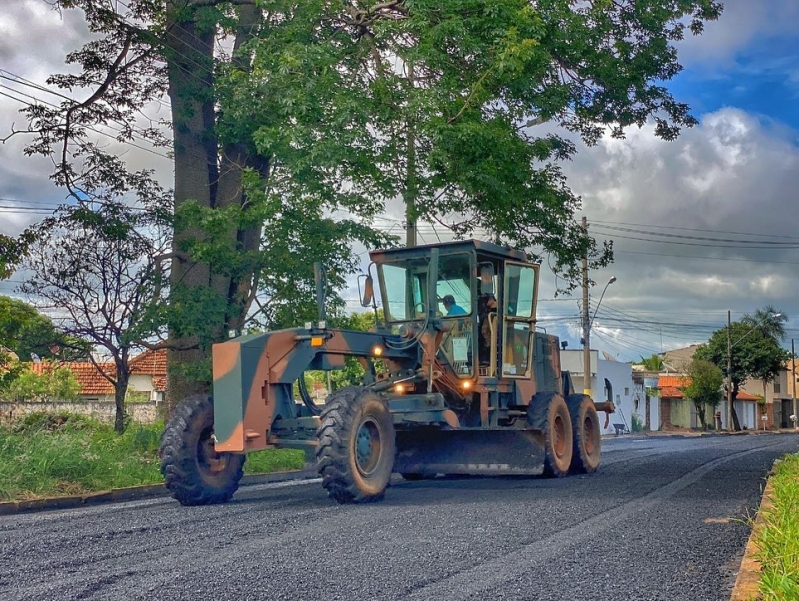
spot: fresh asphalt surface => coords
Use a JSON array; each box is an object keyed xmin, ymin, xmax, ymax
[{"xmin": 1, "ymin": 433, "xmax": 795, "ymax": 601}]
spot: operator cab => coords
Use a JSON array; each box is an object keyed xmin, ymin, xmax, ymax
[{"xmin": 363, "ymin": 240, "xmax": 540, "ymax": 380}]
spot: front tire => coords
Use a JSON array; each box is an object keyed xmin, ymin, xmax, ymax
[
  {"xmin": 160, "ymin": 395, "xmax": 245, "ymax": 506},
  {"xmin": 527, "ymin": 393, "xmax": 573, "ymax": 477},
  {"xmin": 567, "ymin": 394, "xmax": 602, "ymax": 473},
  {"xmin": 316, "ymin": 387, "xmax": 395, "ymax": 503}
]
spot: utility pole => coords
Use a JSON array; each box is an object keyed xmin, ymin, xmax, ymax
[
  {"xmin": 726, "ymin": 310, "xmax": 733, "ymax": 432},
  {"xmin": 582, "ymin": 216, "xmax": 591, "ymax": 396},
  {"xmin": 405, "ymin": 62, "xmax": 417, "ymax": 248},
  {"xmin": 793, "ymin": 339, "xmax": 797, "ymax": 430}
]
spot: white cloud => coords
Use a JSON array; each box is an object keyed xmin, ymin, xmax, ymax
[
  {"xmin": 533, "ymin": 108, "xmax": 799, "ymax": 358},
  {"xmin": 677, "ymin": 0, "xmax": 799, "ymax": 68}
]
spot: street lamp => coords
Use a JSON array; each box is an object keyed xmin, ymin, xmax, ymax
[
  {"xmin": 582, "ymin": 276, "xmax": 616, "ymax": 396},
  {"xmin": 725, "ymin": 310, "xmax": 781, "ymax": 432}
]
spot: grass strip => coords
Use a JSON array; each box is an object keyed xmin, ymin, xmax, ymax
[
  {"xmin": 755, "ymin": 453, "xmax": 799, "ymax": 600},
  {"xmin": 0, "ymin": 412, "xmax": 305, "ymax": 502}
]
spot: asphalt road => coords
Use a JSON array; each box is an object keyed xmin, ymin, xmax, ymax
[{"xmin": 1, "ymin": 433, "xmax": 795, "ymax": 601}]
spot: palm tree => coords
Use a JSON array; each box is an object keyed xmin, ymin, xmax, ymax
[
  {"xmin": 742, "ymin": 305, "xmax": 787, "ymax": 341},
  {"xmin": 742, "ymin": 306, "xmax": 788, "ymax": 400},
  {"xmin": 635, "ymin": 353, "xmax": 664, "ymax": 372}
]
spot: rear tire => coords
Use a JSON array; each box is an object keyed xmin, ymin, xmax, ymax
[
  {"xmin": 160, "ymin": 395, "xmax": 245, "ymax": 506},
  {"xmin": 316, "ymin": 387, "xmax": 395, "ymax": 503},
  {"xmin": 527, "ymin": 393, "xmax": 573, "ymax": 477},
  {"xmin": 567, "ymin": 394, "xmax": 602, "ymax": 473}
]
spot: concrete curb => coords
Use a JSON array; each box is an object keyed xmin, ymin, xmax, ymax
[
  {"xmin": 730, "ymin": 474, "xmax": 774, "ymax": 600},
  {"xmin": 0, "ymin": 467, "xmax": 318, "ymax": 517}
]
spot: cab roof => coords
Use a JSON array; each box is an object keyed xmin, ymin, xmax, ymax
[{"xmin": 369, "ymin": 239, "xmax": 529, "ymax": 263}]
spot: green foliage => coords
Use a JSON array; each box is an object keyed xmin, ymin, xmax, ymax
[
  {"xmin": 635, "ymin": 353, "xmax": 665, "ymax": 371},
  {"xmin": 0, "ymin": 362, "xmax": 81, "ymax": 403},
  {"xmin": 695, "ymin": 315, "xmax": 791, "ymax": 396},
  {"xmin": 0, "ymin": 414, "xmax": 304, "ymax": 501},
  {"xmin": 0, "ymin": 296, "xmax": 88, "ymax": 362},
  {"xmin": 755, "ymin": 453, "xmax": 799, "ymax": 600},
  {"xmin": 631, "ymin": 413, "xmax": 645, "ymax": 433},
  {"xmin": 682, "ymin": 359, "xmax": 723, "ymax": 430},
  {"xmin": 234, "ymin": 0, "xmax": 721, "ymax": 288}
]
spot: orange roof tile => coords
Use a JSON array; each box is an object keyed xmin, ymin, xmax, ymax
[
  {"xmin": 658, "ymin": 375, "xmax": 690, "ymax": 388},
  {"xmin": 659, "ymin": 377, "xmax": 760, "ymax": 403},
  {"xmin": 660, "ymin": 386, "xmax": 684, "ymax": 398},
  {"xmin": 31, "ymin": 361, "xmax": 115, "ymax": 395},
  {"xmin": 129, "ymin": 349, "xmax": 167, "ymax": 376},
  {"xmin": 25, "ymin": 349, "xmax": 165, "ymax": 397}
]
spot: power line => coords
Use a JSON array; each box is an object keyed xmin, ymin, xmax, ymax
[{"xmin": 592, "ymin": 219, "xmax": 799, "ymax": 241}]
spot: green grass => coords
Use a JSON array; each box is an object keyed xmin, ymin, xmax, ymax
[
  {"xmin": 755, "ymin": 453, "xmax": 799, "ymax": 600},
  {"xmin": 0, "ymin": 412, "xmax": 306, "ymax": 502}
]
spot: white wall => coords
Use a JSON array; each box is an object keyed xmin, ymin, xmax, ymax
[{"xmin": 560, "ymin": 350, "xmax": 637, "ymax": 435}]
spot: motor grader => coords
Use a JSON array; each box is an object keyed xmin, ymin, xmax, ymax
[{"xmin": 160, "ymin": 240, "xmax": 613, "ymax": 505}]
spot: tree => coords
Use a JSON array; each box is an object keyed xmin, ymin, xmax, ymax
[
  {"xmin": 694, "ymin": 311, "xmax": 791, "ymax": 431},
  {"xmin": 681, "ymin": 359, "xmax": 723, "ymax": 430},
  {"xmin": 742, "ymin": 305, "xmax": 788, "ymax": 399},
  {"xmin": 8, "ymin": 0, "xmax": 722, "ymax": 411},
  {"xmin": 18, "ymin": 203, "xmax": 168, "ymax": 433},
  {"xmin": 634, "ymin": 353, "xmax": 665, "ymax": 372},
  {"xmin": 0, "ymin": 296, "xmax": 88, "ymax": 362},
  {"xmin": 0, "ymin": 361, "xmax": 81, "ymax": 403}
]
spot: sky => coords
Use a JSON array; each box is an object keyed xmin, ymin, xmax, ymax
[{"xmin": 1, "ymin": 0, "xmax": 798, "ymax": 363}]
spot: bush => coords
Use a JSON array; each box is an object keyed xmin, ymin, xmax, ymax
[
  {"xmin": 631, "ymin": 413, "xmax": 645, "ymax": 433},
  {"xmin": 0, "ymin": 412, "xmax": 305, "ymax": 501},
  {"xmin": 12, "ymin": 411, "xmax": 93, "ymax": 433}
]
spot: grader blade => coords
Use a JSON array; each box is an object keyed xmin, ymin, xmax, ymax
[{"xmin": 394, "ymin": 429, "xmax": 546, "ymax": 476}]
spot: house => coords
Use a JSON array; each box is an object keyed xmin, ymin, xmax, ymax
[
  {"xmin": 659, "ymin": 344, "xmax": 793, "ymax": 430},
  {"xmin": 656, "ymin": 374, "xmax": 761, "ymax": 430},
  {"xmin": 661, "ymin": 345, "xmax": 701, "ymax": 372},
  {"xmin": 560, "ymin": 349, "xmax": 640, "ymax": 434},
  {"xmin": 31, "ymin": 349, "xmax": 166, "ymax": 402}
]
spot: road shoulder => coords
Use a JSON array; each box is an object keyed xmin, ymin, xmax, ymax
[
  {"xmin": 0, "ymin": 467, "xmax": 318, "ymax": 516},
  {"xmin": 730, "ymin": 471, "xmax": 773, "ymax": 600}
]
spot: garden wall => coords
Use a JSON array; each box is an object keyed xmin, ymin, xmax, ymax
[{"xmin": 0, "ymin": 400, "xmax": 159, "ymax": 425}]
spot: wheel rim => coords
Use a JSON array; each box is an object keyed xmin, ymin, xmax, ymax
[
  {"xmin": 584, "ymin": 413, "xmax": 596, "ymax": 455},
  {"xmin": 355, "ymin": 418, "xmax": 382, "ymax": 476},
  {"xmin": 198, "ymin": 426, "xmax": 229, "ymax": 476},
  {"xmin": 552, "ymin": 414, "xmax": 567, "ymax": 458}
]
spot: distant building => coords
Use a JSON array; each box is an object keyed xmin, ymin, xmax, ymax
[
  {"xmin": 657, "ymin": 344, "xmax": 792, "ymax": 429},
  {"xmin": 560, "ymin": 349, "xmax": 641, "ymax": 434},
  {"xmin": 31, "ymin": 348, "xmax": 166, "ymax": 402}
]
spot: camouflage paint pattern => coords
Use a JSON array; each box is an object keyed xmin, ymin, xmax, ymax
[{"xmin": 213, "ymin": 327, "xmax": 418, "ymax": 452}]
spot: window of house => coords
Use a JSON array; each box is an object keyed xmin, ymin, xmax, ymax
[
  {"xmin": 774, "ymin": 381, "xmax": 781, "ymax": 393},
  {"xmin": 624, "ymin": 387, "xmax": 630, "ymax": 396}
]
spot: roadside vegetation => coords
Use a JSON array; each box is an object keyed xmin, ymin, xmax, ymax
[
  {"xmin": 0, "ymin": 413, "xmax": 305, "ymax": 502},
  {"xmin": 756, "ymin": 453, "xmax": 799, "ymax": 600}
]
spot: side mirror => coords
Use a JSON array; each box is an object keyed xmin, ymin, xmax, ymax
[
  {"xmin": 479, "ymin": 262, "xmax": 495, "ymax": 294},
  {"xmin": 359, "ymin": 274, "xmax": 374, "ymax": 307}
]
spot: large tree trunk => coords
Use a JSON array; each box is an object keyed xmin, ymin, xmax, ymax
[
  {"xmin": 164, "ymin": 1, "xmax": 218, "ymax": 413},
  {"xmin": 163, "ymin": 3, "xmax": 265, "ymax": 415}
]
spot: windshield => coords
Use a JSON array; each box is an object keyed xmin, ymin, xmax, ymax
[{"xmin": 380, "ymin": 253, "xmax": 473, "ymax": 322}]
